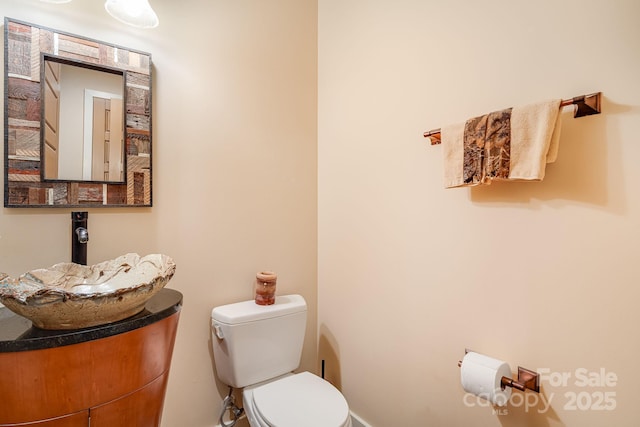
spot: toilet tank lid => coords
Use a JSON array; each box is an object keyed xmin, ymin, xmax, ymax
[{"xmin": 211, "ymin": 294, "xmax": 306, "ymax": 325}]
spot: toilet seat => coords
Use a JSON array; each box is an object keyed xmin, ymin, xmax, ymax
[{"xmin": 243, "ymin": 372, "xmax": 351, "ymax": 427}]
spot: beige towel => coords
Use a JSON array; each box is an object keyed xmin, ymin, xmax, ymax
[
  {"xmin": 442, "ymin": 121, "xmax": 467, "ymax": 188},
  {"xmin": 509, "ymin": 99, "xmax": 562, "ymax": 180},
  {"xmin": 441, "ymin": 99, "xmax": 562, "ymax": 188}
]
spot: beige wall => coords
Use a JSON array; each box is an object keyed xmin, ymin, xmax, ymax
[
  {"xmin": 318, "ymin": 1, "xmax": 640, "ymax": 426},
  {"xmin": 0, "ymin": 1, "xmax": 317, "ymax": 426}
]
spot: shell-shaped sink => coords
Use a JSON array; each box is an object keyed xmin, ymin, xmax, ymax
[{"xmin": 0, "ymin": 253, "xmax": 176, "ymax": 330}]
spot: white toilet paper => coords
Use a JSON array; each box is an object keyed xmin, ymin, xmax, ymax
[{"xmin": 460, "ymin": 352, "xmax": 512, "ymax": 407}]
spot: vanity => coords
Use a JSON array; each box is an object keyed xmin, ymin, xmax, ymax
[
  {"xmin": 1, "ymin": 16, "xmax": 176, "ymax": 426},
  {"xmin": 0, "ymin": 288, "xmax": 182, "ymax": 426},
  {"xmin": 1, "ymin": 17, "xmax": 176, "ymax": 426}
]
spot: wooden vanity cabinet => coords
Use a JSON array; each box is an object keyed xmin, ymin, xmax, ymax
[
  {"xmin": 0, "ymin": 290, "xmax": 181, "ymax": 427},
  {"xmin": 2, "ymin": 411, "xmax": 89, "ymax": 427}
]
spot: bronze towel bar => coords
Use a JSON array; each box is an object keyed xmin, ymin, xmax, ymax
[{"xmin": 423, "ymin": 92, "xmax": 601, "ymax": 145}]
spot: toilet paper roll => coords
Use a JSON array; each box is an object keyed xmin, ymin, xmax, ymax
[{"xmin": 460, "ymin": 352, "xmax": 512, "ymax": 407}]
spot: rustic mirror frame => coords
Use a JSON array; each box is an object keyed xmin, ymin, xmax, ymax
[{"xmin": 4, "ymin": 18, "xmax": 152, "ymax": 207}]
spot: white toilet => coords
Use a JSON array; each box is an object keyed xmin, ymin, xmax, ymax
[{"xmin": 211, "ymin": 294, "xmax": 352, "ymax": 427}]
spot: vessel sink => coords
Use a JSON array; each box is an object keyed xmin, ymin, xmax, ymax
[{"xmin": 0, "ymin": 253, "xmax": 176, "ymax": 330}]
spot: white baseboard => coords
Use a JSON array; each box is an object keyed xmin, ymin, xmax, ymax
[
  {"xmin": 213, "ymin": 410, "xmax": 371, "ymax": 427},
  {"xmin": 350, "ymin": 411, "xmax": 372, "ymax": 427},
  {"xmin": 213, "ymin": 413, "xmax": 246, "ymax": 427}
]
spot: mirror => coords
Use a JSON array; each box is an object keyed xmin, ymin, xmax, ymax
[
  {"xmin": 4, "ymin": 18, "xmax": 152, "ymax": 207},
  {"xmin": 43, "ymin": 56, "xmax": 125, "ymax": 183}
]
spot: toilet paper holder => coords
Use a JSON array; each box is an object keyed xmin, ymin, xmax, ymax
[
  {"xmin": 500, "ymin": 366, "xmax": 540, "ymax": 393},
  {"xmin": 458, "ymin": 350, "xmax": 540, "ymax": 393}
]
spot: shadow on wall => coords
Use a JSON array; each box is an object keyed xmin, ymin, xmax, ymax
[
  {"xmin": 469, "ymin": 96, "xmax": 637, "ymax": 215},
  {"xmin": 496, "ymin": 382, "xmax": 561, "ymax": 427},
  {"xmin": 318, "ymin": 324, "xmax": 342, "ymax": 390}
]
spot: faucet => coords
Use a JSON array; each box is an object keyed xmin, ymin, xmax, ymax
[{"xmin": 71, "ymin": 212, "xmax": 89, "ymax": 265}]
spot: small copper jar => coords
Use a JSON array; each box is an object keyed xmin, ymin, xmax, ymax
[{"xmin": 255, "ymin": 271, "xmax": 277, "ymax": 305}]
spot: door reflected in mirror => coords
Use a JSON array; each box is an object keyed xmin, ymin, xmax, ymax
[{"xmin": 43, "ymin": 56, "xmax": 125, "ymax": 183}]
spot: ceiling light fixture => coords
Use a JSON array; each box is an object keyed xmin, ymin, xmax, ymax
[{"xmin": 104, "ymin": 0, "xmax": 159, "ymax": 29}]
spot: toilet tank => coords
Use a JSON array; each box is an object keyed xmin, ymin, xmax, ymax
[{"xmin": 211, "ymin": 294, "xmax": 307, "ymax": 389}]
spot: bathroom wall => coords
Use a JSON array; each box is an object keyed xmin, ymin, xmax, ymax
[
  {"xmin": 0, "ymin": 1, "xmax": 317, "ymax": 426},
  {"xmin": 318, "ymin": 1, "xmax": 640, "ymax": 426}
]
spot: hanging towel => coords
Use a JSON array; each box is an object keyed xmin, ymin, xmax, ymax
[
  {"xmin": 441, "ymin": 99, "xmax": 562, "ymax": 188},
  {"xmin": 509, "ymin": 99, "xmax": 562, "ymax": 180}
]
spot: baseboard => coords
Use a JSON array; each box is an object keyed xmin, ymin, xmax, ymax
[
  {"xmin": 213, "ymin": 410, "xmax": 371, "ymax": 427},
  {"xmin": 213, "ymin": 413, "xmax": 246, "ymax": 427},
  {"xmin": 350, "ymin": 411, "xmax": 373, "ymax": 427}
]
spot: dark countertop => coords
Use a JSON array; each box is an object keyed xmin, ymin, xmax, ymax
[{"xmin": 0, "ymin": 288, "xmax": 182, "ymax": 353}]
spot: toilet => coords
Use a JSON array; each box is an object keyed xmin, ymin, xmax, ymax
[{"xmin": 211, "ymin": 294, "xmax": 351, "ymax": 427}]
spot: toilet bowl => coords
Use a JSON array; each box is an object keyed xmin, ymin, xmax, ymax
[
  {"xmin": 243, "ymin": 372, "xmax": 352, "ymax": 427},
  {"xmin": 211, "ymin": 295, "xmax": 351, "ymax": 427}
]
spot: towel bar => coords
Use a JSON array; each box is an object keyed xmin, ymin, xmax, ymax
[{"xmin": 424, "ymin": 92, "xmax": 601, "ymax": 145}]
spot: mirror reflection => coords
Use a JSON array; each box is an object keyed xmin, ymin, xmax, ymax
[{"xmin": 43, "ymin": 56, "xmax": 125, "ymax": 183}]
